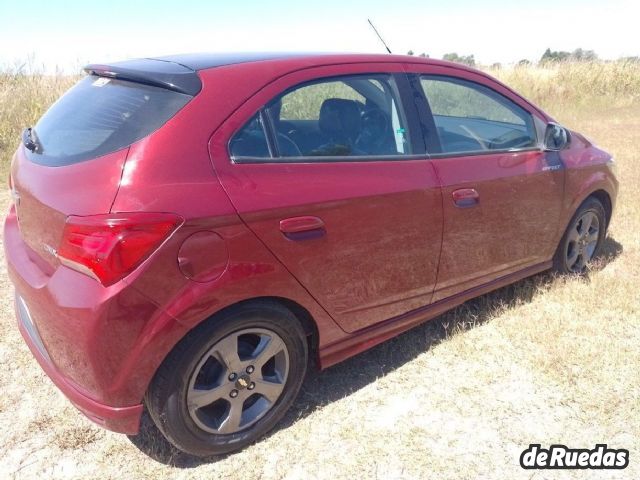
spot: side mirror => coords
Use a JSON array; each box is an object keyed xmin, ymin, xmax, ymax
[{"xmin": 544, "ymin": 123, "xmax": 570, "ymax": 151}]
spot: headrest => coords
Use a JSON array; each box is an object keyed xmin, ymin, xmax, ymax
[{"xmin": 318, "ymin": 98, "xmax": 361, "ymax": 139}]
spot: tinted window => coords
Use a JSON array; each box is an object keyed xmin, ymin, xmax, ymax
[
  {"xmin": 279, "ymin": 81, "xmax": 366, "ymax": 121},
  {"xmin": 420, "ymin": 76, "xmax": 536, "ymax": 154},
  {"xmin": 27, "ymin": 75, "xmax": 192, "ymax": 166},
  {"xmin": 232, "ymin": 74, "xmax": 412, "ymax": 162},
  {"xmin": 229, "ymin": 113, "xmax": 271, "ymax": 158}
]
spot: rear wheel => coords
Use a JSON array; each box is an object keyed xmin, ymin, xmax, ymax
[
  {"xmin": 146, "ymin": 301, "xmax": 308, "ymax": 457},
  {"xmin": 553, "ymin": 197, "xmax": 606, "ymax": 274}
]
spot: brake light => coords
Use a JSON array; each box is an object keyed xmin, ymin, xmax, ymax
[{"xmin": 57, "ymin": 212, "xmax": 182, "ymax": 286}]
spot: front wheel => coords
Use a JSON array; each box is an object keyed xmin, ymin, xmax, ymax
[
  {"xmin": 553, "ymin": 197, "xmax": 606, "ymax": 274},
  {"xmin": 146, "ymin": 301, "xmax": 308, "ymax": 457}
]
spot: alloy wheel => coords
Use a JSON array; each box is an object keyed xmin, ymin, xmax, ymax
[
  {"xmin": 565, "ymin": 211, "xmax": 600, "ymax": 272},
  {"xmin": 186, "ymin": 328, "xmax": 289, "ymax": 434}
]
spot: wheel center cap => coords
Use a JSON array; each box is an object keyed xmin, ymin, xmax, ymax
[{"xmin": 235, "ymin": 374, "xmax": 251, "ymax": 390}]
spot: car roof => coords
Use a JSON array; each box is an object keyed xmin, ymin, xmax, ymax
[
  {"xmin": 152, "ymin": 52, "xmax": 312, "ymax": 70},
  {"xmin": 150, "ymin": 51, "xmax": 473, "ymax": 72},
  {"xmin": 84, "ymin": 52, "xmax": 476, "ymax": 97}
]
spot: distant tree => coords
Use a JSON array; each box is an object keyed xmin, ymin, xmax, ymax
[
  {"xmin": 621, "ymin": 56, "xmax": 640, "ymax": 63},
  {"xmin": 407, "ymin": 50, "xmax": 414, "ymax": 56},
  {"xmin": 517, "ymin": 59, "xmax": 531, "ymax": 66},
  {"xmin": 541, "ymin": 48, "xmax": 571, "ymax": 63},
  {"xmin": 541, "ymin": 47, "xmax": 598, "ymax": 63},
  {"xmin": 419, "ymin": 52, "xmax": 429, "ymax": 58},
  {"xmin": 491, "ymin": 62, "xmax": 502, "ymax": 69},
  {"xmin": 462, "ymin": 54, "xmax": 476, "ymax": 67},
  {"xmin": 442, "ymin": 52, "xmax": 476, "ymax": 66},
  {"xmin": 571, "ymin": 48, "xmax": 597, "ymax": 61}
]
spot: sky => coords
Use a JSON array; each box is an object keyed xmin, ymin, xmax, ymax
[{"xmin": 0, "ymin": 0, "xmax": 637, "ymax": 72}]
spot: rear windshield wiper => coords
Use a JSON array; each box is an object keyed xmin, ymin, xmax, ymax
[{"xmin": 22, "ymin": 127, "xmax": 43, "ymax": 153}]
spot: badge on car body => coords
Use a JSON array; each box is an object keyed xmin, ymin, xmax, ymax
[{"xmin": 43, "ymin": 243, "xmax": 57, "ymax": 257}]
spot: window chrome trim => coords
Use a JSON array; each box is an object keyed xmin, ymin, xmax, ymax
[
  {"xmin": 231, "ymin": 147, "xmax": 544, "ymax": 164},
  {"xmin": 231, "ymin": 153, "xmax": 429, "ymax": 164},
  {"xmin": 427, "ymin": 146, "xmax": 541, "ymax": 159}
]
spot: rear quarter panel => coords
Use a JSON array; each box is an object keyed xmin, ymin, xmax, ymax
[{"xmin": 110, "ymin": 63, "xmax": 347, "ymax": 386}]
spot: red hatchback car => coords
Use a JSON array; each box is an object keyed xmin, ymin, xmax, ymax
[{"xmin": 5, "ymin": 52, "xmax": 617, "ymax": 456}]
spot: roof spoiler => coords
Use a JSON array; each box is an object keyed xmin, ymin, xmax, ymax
[{"xmin": 84, "ymin": 58, "xmax": 202, "ymax": 95}]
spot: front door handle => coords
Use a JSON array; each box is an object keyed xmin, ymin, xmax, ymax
[
  {"xmin": 279, "ymin": 216, "xmax": 326, "ymax": 240},
  {"xmin": 452, "ymin": 188, "xmax": 480, "ymax": 208}
]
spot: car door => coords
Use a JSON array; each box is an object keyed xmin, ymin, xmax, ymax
[
  {"xmin": 405, "ymin": 64, "xmax": 564, "ymax": 301},
  {"xmin": 209, "ymin": 64, "xmax": 443, "ymax": 333}
]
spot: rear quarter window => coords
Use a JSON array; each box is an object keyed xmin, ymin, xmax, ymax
[{"xmin": 27, "ymin": 75, "xmax": 192, "ymax": 166}]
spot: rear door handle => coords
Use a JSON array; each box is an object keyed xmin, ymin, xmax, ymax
[
  {"xmin": 279, "ymin": 216, "xmax": 326, "ymax": 240},
  {"xmin": 452, "ymin": 188, "xmax": 480, "ymax": 208}
]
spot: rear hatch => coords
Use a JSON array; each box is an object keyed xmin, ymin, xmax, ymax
[{"xmin": 10, "ymin": 60, "xmax": 198, "ymax": 272}]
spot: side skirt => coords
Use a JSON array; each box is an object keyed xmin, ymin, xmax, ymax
[{"xmin": 319, "ymin": 261, "xmax": 552, "ymax": 369}]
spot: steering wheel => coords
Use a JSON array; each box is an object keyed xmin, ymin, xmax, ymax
[
  {"xmin": 276, "ymin": 132, "xmax": 302, "ymax": 157},
  {"xmin": 489, "ymin": 130, "xmax": 534, "ymax": 150}
]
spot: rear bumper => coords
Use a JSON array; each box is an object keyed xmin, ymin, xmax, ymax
[
  {"xmin": 3, "ymin": 206, "xmax": 180, "ymax": 435},
  {"xmin": 15, "ymin": 293, "xmax": 143, "ymax": 434}
]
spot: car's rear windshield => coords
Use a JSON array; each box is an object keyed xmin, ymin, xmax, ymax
[{"xmin": 26, "ymin": 75, "xmax": 193, "ymax": 166}]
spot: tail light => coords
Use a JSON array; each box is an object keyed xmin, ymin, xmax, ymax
[{"xmin": 57, "ymin": 212, "xmax": 182, "ymax": 286}]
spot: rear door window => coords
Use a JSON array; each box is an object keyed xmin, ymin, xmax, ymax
[
  {"xmin": 26, "ymin": 75, "xmax": 192, "ymax": 166},
  {"xmin": 419, "ymin": 76, "xmax": 537, "ymax": 154},
  {"xmin": 230, "ymin": 74, "xmax": 413, "ymax": 162}
]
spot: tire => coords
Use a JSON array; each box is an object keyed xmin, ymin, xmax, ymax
[
  {"xmin": 553, "ymin": 197, "xmax": 606, "ymax": 274},
  {"xmin": 146, "ymin": 300, "xmax": 308, "ymax": 457}
]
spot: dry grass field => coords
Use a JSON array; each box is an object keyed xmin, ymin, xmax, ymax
[{"xmin": 0, "ymin": 61, "xmax": 639, "ymax": 479}]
